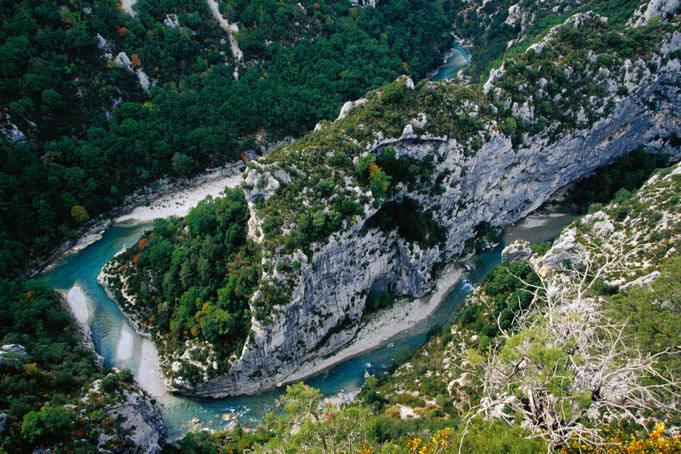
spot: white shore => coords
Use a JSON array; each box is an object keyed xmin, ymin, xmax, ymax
[
  {"xmin": 60, "ymin": 285, "xmax": 104, "ymax": 366},
  {"xmin": 65, "ymin": 284, "xmax": 92, "ymax": 327},
  {"xmin": 282, "ymin": 264, "xmax": 465, "ymax": 385},
  {"xmin": 115, "ymin": 172, "xmax": 243, "ymax": 223},
  {"xmin": 137, "ymin": 338, "xmax": 167, "ymax": 398}
]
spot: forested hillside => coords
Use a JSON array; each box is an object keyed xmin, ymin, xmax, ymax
[
  {"xmin": 454, "ymin": 0, "xmax": 648, "ymax": 81},
  {"xmin": 0, "ymin": 0, "xmax": 456, "ymax": 277},
  {"xmin": 2, "ymin": 0, "xmax": 681, "ymax": 452},
  {"xmin": 100, "ymin": 188, "xmax": 261, "ymax": 383},
  {"xmin": 0, "ymin": 281, "xmax": 164, "ymax": 453}
]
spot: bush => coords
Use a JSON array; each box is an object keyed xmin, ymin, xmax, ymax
[
  {"xmin": 21, "ymin": 406, "xmax": 71, "ymax": 443},
  {"xmin": 531, "ymin": 241, "xmax": 551, "ymax": 255}
]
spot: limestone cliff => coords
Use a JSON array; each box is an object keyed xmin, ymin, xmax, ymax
[{"xmin": 166, "ymin": 11, "xmax": 681, "ymax": 397}]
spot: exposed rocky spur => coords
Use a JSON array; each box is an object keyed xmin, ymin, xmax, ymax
[{"xmin": 103, "ymin": 11, "xmax": 681, "ymax": 398}]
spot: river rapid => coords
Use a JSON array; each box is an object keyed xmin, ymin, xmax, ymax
[{"xmin": 38, "ymin": 204, "xmax": 575, "ymax": 438}]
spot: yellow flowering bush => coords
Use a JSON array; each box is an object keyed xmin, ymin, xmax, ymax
[
  {"xmin": 561, "ymin": 423, "xmax": 681, "ymax": 454},
  {"xmin": 406, "ymin": 427, "xmax": 451, "ymax": 454}
]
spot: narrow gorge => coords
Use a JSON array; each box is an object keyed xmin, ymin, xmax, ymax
[{"xmin": 102, "ymin": 12, "xmax": 681, "ymax": 398}]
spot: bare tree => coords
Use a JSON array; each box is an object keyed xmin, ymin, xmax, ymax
[{"xmin": 458, "ymin": 229, "xmax": 680, "ymax": 452}]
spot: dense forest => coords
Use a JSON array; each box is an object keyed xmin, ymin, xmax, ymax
[
  {"xmin": 0, "ymin": 0, "xmax": 458, "ymax": 278},
  {"xmin": 102, "ymin": 188, "xmax": 260, "ymax": 379},
  {"xmin": 0, "ymin": 281, "xmax": 144, "ymax": 452},
  {"xmin": 453, "ymin": 0, "xmax": 645, "ymax": 82}
]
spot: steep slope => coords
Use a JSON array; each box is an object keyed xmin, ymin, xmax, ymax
[
  {"xmin": 170, "ymin": 162, "xmax": 681, "ymax": 454},
  {"xmin": 0, "ymin": 0, "xmax": 456, "ymax": 278},
  {"xmin": 0, "ymin": 284, "xmax": 165, "ymax": 453},
  {"xmin": 104, "ymin": 6, "xmax": 681, "ymax": 397},
  {"xmin": 368, "ymin": 160, "xmax": 681, "ymax": 449}
]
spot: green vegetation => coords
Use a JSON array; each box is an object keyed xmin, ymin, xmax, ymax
[
  {"xmin": 366, "ymin": 197, "xmax": 446, "ymax": 247},
  {"xmin": 254, "ymin": 12, "xmax": 676, "ymax": 270},
  {"xmin": 490, "ymin": 19, "xmax": 671, "ymax": 145},
  {"xmin": 457, "ymin": 260, "xmax": 539, "ymax": 344},
  {"xmin": 0, "ymin": 0, "xmax": 458, "ymax": 279},
  {"xmin": 0, "ymin": 280, "xmax": 139, "ymax": 452},
  {"xmin": 457, "ymin": 0, "xmax": 646, "ymax": 83},
  {"xmin": 608, "ymin": 256, "xmax": 681, "ymax": 425},
  {"xmin": 2, "ymin": 0, "xmax": 679, "ymax": 451},
  {"xmin": 567, "ymin": 149, "xmax": 669, "ymax": 212},
  {"xmin": 172, "ymin": 382, "xmax": 548, "ymax": 453},
  {"xmin": 364, "ymin": 288, "xmax": 396, "ymax": 314},
  {"xmin": 352, "ymin": 161, "xmax": 681, "ymax": 453},
  {"xmin": 105, "ymin": 188, "xmax": 259, "ymax": 379}
]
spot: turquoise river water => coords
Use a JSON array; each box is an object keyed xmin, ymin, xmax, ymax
[
  {"xmin": 431, "ymin": 42, "xmax": 471, "ymax": 81},
  {"xmin": 37, "ymin": 211, "xmax": 575, "ymax": 439}
]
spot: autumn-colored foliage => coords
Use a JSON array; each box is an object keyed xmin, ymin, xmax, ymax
[
  {"xmin": 132, "ymin": 252, "xmax": 142, "ymax": 267},
  {"xmin": 130, "ymin": 53, "xmax": 141, "ymax": 67},
  {"xmin": 117, "ymin": 26, "xmax": 126, "ymax": 36},
  {"xmin": 70, "ymin": 204, "xmax": 89, "ymax": 223},
  {"xmin": 561, "ymin": 423, "xmax": 681, "ymax": 454},
  {"xmin": 137, "ymin": 237, "xmax": 149, "ymax": 250},
  {"xmin": 24, "ymin": 362, "xmax": 39, "ymax": 375},
  {"xmin": 368, "ymin": 163, "xmax": 380, "ymax": 174},
  {"xmin": 359, "ymin": 441, "xmax": 374, "ymax": 454}
]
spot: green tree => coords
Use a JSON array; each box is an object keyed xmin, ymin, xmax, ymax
[
  {"xmin": 70, "ymin": 205, "xmax": 89, "ymax": 223},
  {"xmin": 21, "ymin": 406, "xmax": 71, "ymax": 443},
  {"xmin": 172, "ymin": 152, "xmax": 194, "ymax": 176}
]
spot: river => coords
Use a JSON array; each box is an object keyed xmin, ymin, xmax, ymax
[
  {"xmin": 431, "ymin": 42, "xmax": 471, "ymax": 81},
  {"xmin": 38, "ymin": 211, "xmax": 575, "ymax": 439}
]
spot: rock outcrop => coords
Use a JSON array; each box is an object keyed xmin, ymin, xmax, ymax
[
  {"xmin": 102, "ymin": 387, "xmax": 166, "ymax": 453},
  {"xmin": 0, "ymin": 344, "xmax": 27, "ymax": 367},
  {"xmin": 502, "ymin": 240, "xmax": 532, "ymax": 262},
  {"xmin": 100, "ymin": 11, "xmax": 681, "ymax": 398},
  {"xmin": 630, "ymin": 0, "xmax": 681, "ymax": 25},
  {"xmin": 168, "ymin": 19, "xmax": 681, "ymax": 397}
]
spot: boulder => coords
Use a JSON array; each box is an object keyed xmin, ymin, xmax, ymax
[{"xmin": 501, "ymin": 240, "xmax": 532, "ymax": 262}]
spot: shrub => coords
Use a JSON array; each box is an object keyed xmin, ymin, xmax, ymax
[{"xmin": 21, "ymin": 406, "xmax": 71, "ymax": 443}]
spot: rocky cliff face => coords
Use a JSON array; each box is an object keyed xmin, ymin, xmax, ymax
[
  {"xmin": 83, "ymin": 374, "xmax": 166, "ymax": 453},
  {"xmin": 102, "ymin": 387, "xmax": 166, "ymax": 453},
  {"xmin": 167, "ymin": 11, "xmax": 681, "ymax": 397}
]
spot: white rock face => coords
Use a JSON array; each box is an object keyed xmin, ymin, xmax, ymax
[
  {"xmin": 103, "ymin": 386, "xmax": 165, "ymax": 453},
  {"xmin": 120, "ymin": 0, "xmax": 137, "ymax": 16},
  {"xmin": 0, "ymin": 344, "xmax": 27, "ymax": 366},
  {"xmin": 115, "ymin": 52, "xmax": 134, "ymax": 72},
  {"xmin": 621, "ymin": 271, "xmax": 661, "ymax": 289},
  {"xmin": 170, "ymin": 45, "xmax": 681, "ymax": 397},
  {"xmin": 502, "ymin": 240, "xmax": 532, "ymax": 262},
  {"xmin": 114, "ymin": 52, "xmax": 152, "ymax": 93},
  {"xmin": 350, "ymin": 0, "xmax": 377, "ymax": 7},
  {"xmin": 136, "ymin": 68, "xmax": 151, "ymax": 92},
  {"xmin": 506, "ymin": 4, "xmax": 521, "ymax": 25},
  {"xmin": 163, "ymin": 13, "xmax": 180, "ymax": 28},
  {"xmin": 0, "ymin": 119, "xmax": 25, "ymax": 142},
  {"xmin": 205, "ymin": 0, "xmax": 243, "ymax": 77},
  {"xmin": 630, "ymin": 0, "xmax": 680, "ymax": 26},
  {"xmin": 483, "ymin": 66, "xmax": 503, "ymax": 94},
  {"xmin": 337, "ymin": 98, "xmax": 368, "ymax": 121}
]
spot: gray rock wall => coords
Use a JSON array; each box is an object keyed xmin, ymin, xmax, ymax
[{"xmin": 172, "ymin": 32, "xmax": 681, "ymax": 398}]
